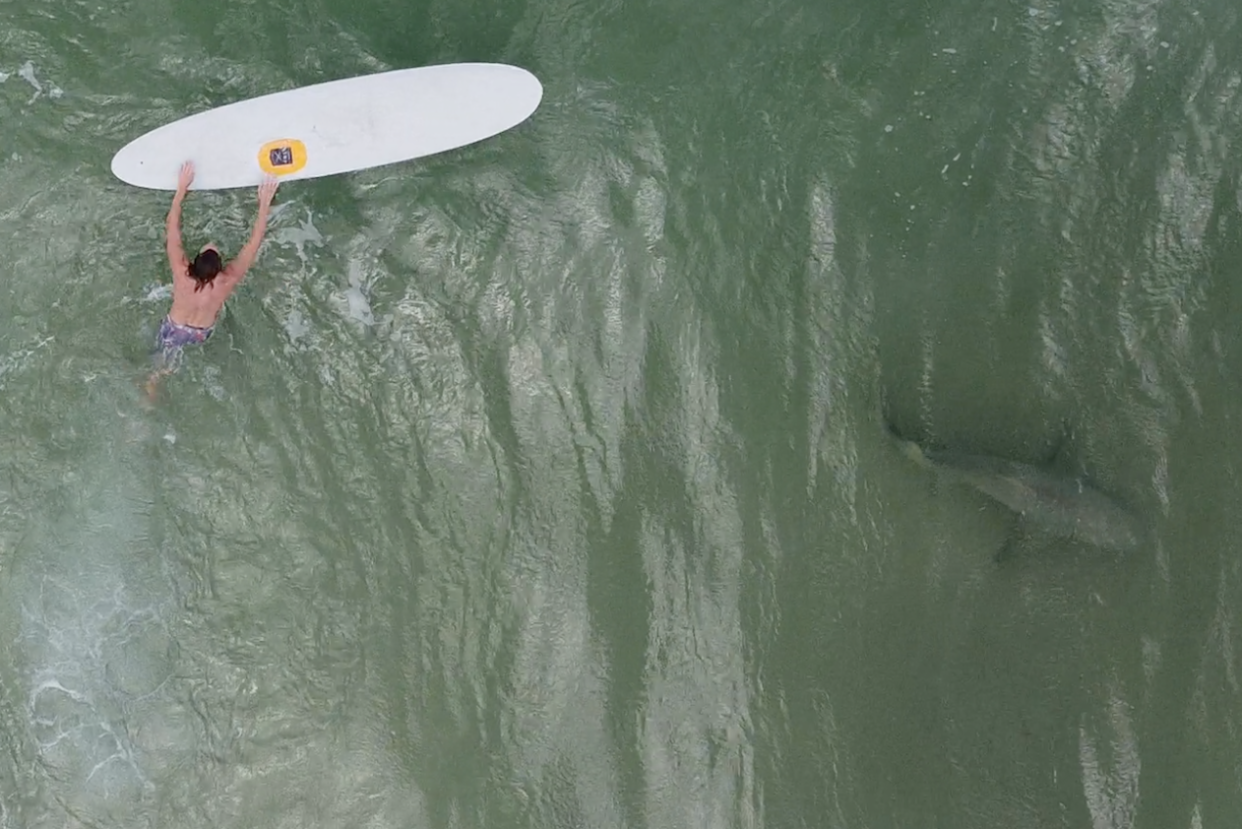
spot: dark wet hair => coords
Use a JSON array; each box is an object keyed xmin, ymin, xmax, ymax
[{"xmin": 188, "ymin": 249, "xmax": 223, "ymax": 291}]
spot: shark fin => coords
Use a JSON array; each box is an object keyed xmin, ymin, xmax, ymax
[
  {"xmin": 900, "ymin": 438, "xmax": 932, "ymax": 469},
  {"xmin": 1043, "ymin": 420, "xmax": 1074, "ymax": 468},
  {"xmin": 882, "ymin": 401, "xmax": 934, "ymax": 470}
]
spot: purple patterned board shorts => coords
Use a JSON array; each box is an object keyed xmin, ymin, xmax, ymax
[{"xmin": 153, "ymin": 315, "xmax": 214, "ymax": 369}]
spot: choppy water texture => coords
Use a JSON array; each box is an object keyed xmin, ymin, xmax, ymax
[{"xmin": 2, "ymin": 0, "xmax": 1242, "ymax": 826}]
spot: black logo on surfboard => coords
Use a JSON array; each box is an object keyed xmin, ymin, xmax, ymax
[{"xmin": 269, "ymin": 146, "xmax": 294, "ymax": 167}]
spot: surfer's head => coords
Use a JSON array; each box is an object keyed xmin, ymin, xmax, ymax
[{"xmin": 188, "ymin": 245, "xmax": 222, "ymax": 292}]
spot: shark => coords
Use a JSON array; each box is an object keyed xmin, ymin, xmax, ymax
[{"xmin": 891, "ymin": 426, "xmax": 1144, "ymax": 556}]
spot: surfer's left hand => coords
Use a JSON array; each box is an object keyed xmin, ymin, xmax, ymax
[
  {"xmin": 257, "ymin": 175, "xmax": 279, "ymax": 209},
  {"xmin": 177, "ymin": 161, "xmax": 195, "ymax": 192}
]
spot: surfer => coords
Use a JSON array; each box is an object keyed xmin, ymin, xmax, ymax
[{"xmin": 145, "ymin": 161, "xmax": 279, "ymax": 400}]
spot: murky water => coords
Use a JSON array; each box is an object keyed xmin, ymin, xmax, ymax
[{"xmin": 2, "ymin": 0, "xmax": 1241, "ymax": 826}]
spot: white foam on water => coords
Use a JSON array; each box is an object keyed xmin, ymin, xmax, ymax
[
  {"xmin": 266, "ymin": 204, "xmax": 326, "ymax": 347},
  {"xmin": 269, "ymin": 205, "xmax": 325, "ymax": 267},
  {"xmin": 342, "ymin": 257, "xmax": 375, "ymax": 327},
  {"xmin": 344, "ymin": 286, "xmax": 374, "ymax": 326},
  {"xmin": 202, "ymin": 364, "xmax": 226, "ymax": 400},
  {"xmin": 283, "ymin": 308, "xmax": 312, "ymax": 343},
  {"xmin": 128, "ymin": 283, "xmax": 172, "ymax": 305},
  {"xmin": 20, "ymin": 560, "xmax": 166, "ymax": 801},
  {"xmin": 9, "ymin": 430, "xmax": 185, "ymax": 819},
  {"xmin": 18, "ymin": 61, "xmax": 41, "ymax": 94},
  {"xmin": 1078, "ymin": 690, "xmax": 1141, "ymax": 829},
  {"xmin": 15, "ymin": 61, "xmax": 62, "ymax": 103},
  {"xmin": 0, "ymin": 336, "xmax": 55, "ymax": 390}
]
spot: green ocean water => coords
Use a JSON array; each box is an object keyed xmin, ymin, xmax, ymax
[{"xmin": 2, "ymin": 0, "xmax": 1241, "ymax": 826}]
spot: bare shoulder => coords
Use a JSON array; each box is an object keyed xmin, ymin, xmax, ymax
[
  {"xmin": 218, "ymin": 261, "xmax": 246, "ymax": 286},
  {"xmin": 167, "ymin": 250, "xmax": 189, "ymax": 281},
  {"xmin": 169, "ymin": 261, "xmax": 191, "ymax": 288},
  {"xmin": 220, "ymin": 252, "xmax": 259, "ymax": 284}
]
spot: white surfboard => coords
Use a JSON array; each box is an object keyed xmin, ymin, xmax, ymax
[{"xmin": 111, "ymin": 63, "xmax": 542, "ymax": 191}]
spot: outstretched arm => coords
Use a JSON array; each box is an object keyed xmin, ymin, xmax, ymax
[
  {"xmin": 223, "ymin": 176, "xmax": 279, "ymax": 283},
  {"xmin": 165, "ymin": 161, "xmax": 194, "ymax": 275}
]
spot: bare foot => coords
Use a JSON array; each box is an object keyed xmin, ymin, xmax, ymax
[{"xmin": 142, "ymin": 372, "xmax": 164, "ymax": 406}]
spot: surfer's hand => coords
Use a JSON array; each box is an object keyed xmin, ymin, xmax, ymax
[
  {"xmin": 257, "ymin": 175, "xmax": 278, "ymax": 209},
  {"xmin": 177, "ymin": 161, "xmax": 195, "ymax": 192}
]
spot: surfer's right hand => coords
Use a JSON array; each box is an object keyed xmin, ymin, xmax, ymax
[
  {"xmin": 177, "ymin": 161, "xmax": 195, "ymax": 191},
  {"xmin": 257, "ymin": 175, "xmax": 279, "ymax": 209}
]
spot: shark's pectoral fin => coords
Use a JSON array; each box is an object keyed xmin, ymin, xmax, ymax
[{"xmin": 995, "ymin": 517, "xmax": 1032, "ymax": 563}]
